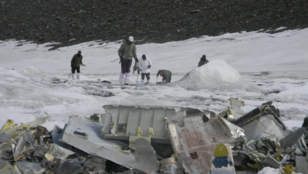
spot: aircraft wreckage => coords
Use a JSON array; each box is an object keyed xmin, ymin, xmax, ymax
[{"xmin": 0, "ymin": 99, "xmax": 307, "ymax": 174}]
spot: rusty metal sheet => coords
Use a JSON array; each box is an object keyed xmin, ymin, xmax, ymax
[{"xmin": 168, "ymin": 116, "xmax": 238, "ymax": 174}]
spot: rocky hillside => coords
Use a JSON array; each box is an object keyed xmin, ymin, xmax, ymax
[{"xmin": 1, "ymin": 0, "xmax": 307, "ymax": 48}]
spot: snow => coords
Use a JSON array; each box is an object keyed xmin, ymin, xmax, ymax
[
  {"xmin": 1, "ymin": 28, "xmax": 308, "ymax": 174},
  {"xmin": 173, "ymin": 60, "xmax": 245, "ymax": 90},
  {"xmin": 257, "ymin": 167, "xmax": 281, "ymax": 174}
]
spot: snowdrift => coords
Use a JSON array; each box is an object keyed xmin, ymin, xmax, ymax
[{"xmin": 173, "ymin": 60, "xmax": 245, "ymax": 90}]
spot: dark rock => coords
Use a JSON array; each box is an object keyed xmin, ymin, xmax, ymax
[
  {"xmin": 0, "ymin": 0, "xmax": 307, "ymax": 50},
  {"xmin": 190, "ymin": 10, "xmax": 200, "ymax": 13}
]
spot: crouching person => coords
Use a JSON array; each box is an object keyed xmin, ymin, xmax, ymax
[
  {"xmin": 138, "ymin": 54, "xmax": 152, "ymax": 84},
  {"xmin": 156, "ymin": 69, "xmax": 172, "ymax": 84}
]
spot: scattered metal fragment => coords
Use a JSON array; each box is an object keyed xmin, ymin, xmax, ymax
[
  {"xmin": 88, "ymin": 113, "xmax": 101, "ymax": 123},
  {"xmin": 0, "ymin": 101, "xmax": 307, "ymax": 173},
  {"xmin": 135, "ymin": 138, "xmax": 159, "ymax": 174},
  {"xmin": 168, "ymin": 116, "xmax": 239, "ymax": 174},
  {"xmin": 101, "ymin": 105, "xmax": 210, "ymax": 140},
  {"xmin": 15, "ymin": 161, "xmax": 46, "ymax": 173},
  {"xmin": 41, "ymin": 156, "xmax": 106, "ymax": 174},
  {"xmin": 0, "ymin": 133, "xmax": 10, "ymax": 144},
  {"xmin": 279, "ymin": 127, "xmax": 308, "ymax": 149},
  {"xmin": 219, "ymin": 98, "xmax": 245, "ymax": 121},
  {"xmin": 227, "ymin": 99, "xmax": 308, "ymax": 172},
  {"xmin": 159, "ymin": 157, "xmax": 182, "ymax": 174},
  {"xmin": 59, "ymin": 116, "xmax": 137, "ymax": 169}
]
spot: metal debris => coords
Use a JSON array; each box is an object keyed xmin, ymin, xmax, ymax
[
  {"xmin": 135, "ymin": 138, "xmax": 159, "ymax": 174},
  {"xmin": 0, "ymin": 100, "xmax": 307, "ymax": 173},
  {"xmin": 168, "ymin": 116, "xmax": 239, "ymax": 174}
]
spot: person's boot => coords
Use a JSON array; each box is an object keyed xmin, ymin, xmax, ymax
[
  {"xmin": 71, "ymin": 73, "xmax": 75, "ymax": 80},
  {"xmin": 145, "ymin": 79, "xmax": 150, "ymax": 84},
  {"xmin": 119, "ymin": 73, "xmax": 124, "ymax": 84},
  {"xmin": 124, "ymin": 73, "xmax": 130, "ymax": 85},
  {"xmin": 141, "ymin": 80, "xmax": 144, "ymax": 84},
  {"xmin": 77, "ymin": 73, "xmax": 80, "ymax": 80}
]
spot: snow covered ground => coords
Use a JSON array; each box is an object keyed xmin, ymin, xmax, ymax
[{"xmin": 0, "ymin": 28, "xmax": 308, "ymax": 173}]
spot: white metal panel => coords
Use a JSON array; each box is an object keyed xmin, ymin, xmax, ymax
[{"xmin": 60, "ymin": 116, "xmax": 137, "ymax": 169}]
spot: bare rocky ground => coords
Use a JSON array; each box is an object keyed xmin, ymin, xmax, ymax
[{"xmin": 0, "ymin": 0, "xmax": 307, "ymax": 49}]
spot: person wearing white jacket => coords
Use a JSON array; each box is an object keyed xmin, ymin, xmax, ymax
[{"xmin": 138, "ymin": 54, "xmax": 152, "ymax": 84}]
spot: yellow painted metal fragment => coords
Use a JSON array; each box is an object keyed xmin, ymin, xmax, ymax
[
  {"xmin": 0, "ymin": 165, "xmax": 11, "ymax": 172},
  {"xmin": 148, "ymin": 127, "xmax": 154, "ymax": 137},
  {"xmin": 115, "ymin": 147, "xmax": 131, "ymax": 154},
  {"xmin": 137, "ymin": 127, "xmax": 143, "ymax": 137},
  {"xmin": 45, "ymin": 144, "xmax": 55, "ymax": 161},
  {"xmin": 0, "ymin": 120, "xmax": 16, "ymax": 133},
  {"xmin": 283, "ymin": 164, "xmax": 294, "ymax": 174},
  {"xmin": 250, "ymin": 163, "xmax": 261, "ymax": 169},
  {"xmin": 213, "ymin": 144, "xmax": 228, "ymax": 157}
]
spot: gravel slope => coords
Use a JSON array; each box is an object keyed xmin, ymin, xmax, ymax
[{"xmin": 1, "ymin": 0, "xmax": 307, "ymax": 48}]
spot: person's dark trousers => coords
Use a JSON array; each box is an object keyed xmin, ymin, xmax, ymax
[
  {"xmin": 121, "ymin": 59, "xmax": 132, "ymax": 73},
  {"xmin": 141, "ymin": 73, "xmax": 150, "ymax": 80},
  {"xmin": 302, "ymin": 117, "xmax": 308, "ymax": 128},
  {"xmin": 71, "ymin": 67, "xmax": 80, "ymax": 73}
]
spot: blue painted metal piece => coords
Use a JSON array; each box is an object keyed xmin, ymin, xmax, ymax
[{"xmin": 212, "ymin": 157, "xmax": 233, "ymax": 168}]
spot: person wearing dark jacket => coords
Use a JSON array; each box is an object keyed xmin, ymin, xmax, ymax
[
  {"xmin": 198, "ymin": 55, "xmax": 209, "ymax": 67},
  {"xmin": 156, "ymin": 69, "xmax": 172, "ymax": 84},
  {"xmin": 70, "ymin": 50, "xmax": 84, "ymax": 80},
  {"xmin": 118, "ymin": 36, "xmax": 138, "ymax": 84}
]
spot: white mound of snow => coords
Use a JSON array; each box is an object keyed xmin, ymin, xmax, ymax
[{"xmin": 173, "ymin": 60, "xmax": 245, "ymax": 90}]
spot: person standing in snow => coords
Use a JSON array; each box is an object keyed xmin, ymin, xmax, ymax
[
  {"xmin": 138, "ymin": 54, "xmax": 152, "ymax": 84},
  {"xmin": 70, "ymin": 50, "xmax": 84, "ymax": 80},
  {"xmin": 118, "ymin": 36, "xmax": 138, "ymax": 85},
  {"xmin": 156, "ymin": 69, "xmax": 172, "ymax": 84},
  {"xmin": 198, "ymin": 54, "xmax": 209, "ymax": 67}
]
